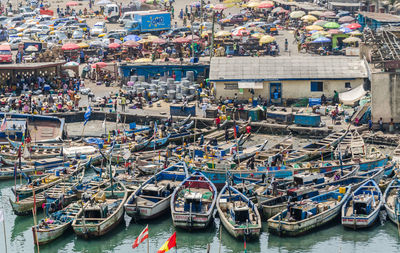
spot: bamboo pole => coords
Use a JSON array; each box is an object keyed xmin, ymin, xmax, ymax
[{"xmin": 2, "ymin": 210, "xmax": 7, "ymax": 253}]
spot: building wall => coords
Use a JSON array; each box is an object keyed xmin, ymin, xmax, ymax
[
  {"xmin": 214, "ymin": 78, "xmax": 364, "ymax": 100},
  {"xmin": 371, "ymin": 72, "xmax": 400, "ymax": 123}
]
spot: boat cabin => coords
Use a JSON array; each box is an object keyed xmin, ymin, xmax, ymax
[
  {"xmin": 353, "ymin": 194, "xmax": 373, "ymax": 215},
  {"xmin": 294, "ymin": 173, "xmax": 324, "ymax": 185},
  {"xmin": 290, "ymin": 203, "xmax": 317, "ymax": 221},
  {"xmin": 184, "ymin": 191, "xmax": 203, "ymax": 212},
  {"xmin": 230, "ymin": 202, "xmax": 250, "ymax": 223},
  {"xmin": 287, "ymin": 188, "xmax": 320, "ymax": 201},
  {"xmin": 84, "ymin": 203, "xmax": 108, "ymax": 219},
  {"xmin": 142, "ymin": 183, "xmax": 169, "ymax": 197}
]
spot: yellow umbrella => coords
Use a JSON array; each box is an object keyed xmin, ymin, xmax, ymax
[
  {"xmin": 201, "ymin": 30, "xmax": 212, "ymax": 38},
  {"xmin": 247, "ymin": 1, "xmax": 261, "ymax": 8},
  {"xmin": 343, "ymin": 37, "xmax": 361, "ymax": 43},
  {"xmin": 215, "ymin": 31, "xmax": 231, "ymax": 37},
  {"xmin": 301, "ymin": 15, "xmax": 317, "ymax": 22},
  {"xmin": 349, "ymin": 30, "xmax": 362, "ymax": 36},
  {"xmin": 309, "ymin": 11, "xmax": 324, "ymax": 16},
  {"xmin": 77, "ymin": 42, "xmax": 89, "ymax": 48},
  {"xmin": 98, "ymin": 33, "xmax": 106, "ymax": 38},
  {"xmin": 259, "ymin": 35, "xmax": 275, "ymax": 44},
  {"xmin": 134, "ymin": 58, "xmax": 152, "ymax": 63},
  {"xmin": 305, "ymin": 25, "xmax": 323, "ymax": 31},
  {"xmin": 251, "ymin": 33, "xmax": 264, "ymax": 39},
  {"xmin": 224, "ymin": 0, "xmax": 241, "ymax": 3}
]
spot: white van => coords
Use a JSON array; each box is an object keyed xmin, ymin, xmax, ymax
[{"xmin": 118, "ymin": 10, "xmax": 159, "ymax": 26}]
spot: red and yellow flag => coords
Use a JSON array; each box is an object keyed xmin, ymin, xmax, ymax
[{"xmin": 157, "ymin": 232, "xmax": 176, "ymax": 253}]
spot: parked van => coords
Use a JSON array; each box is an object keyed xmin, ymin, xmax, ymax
[{"xmin": 0, "ymin": 44, "xmax": 13, "ymax": 63}]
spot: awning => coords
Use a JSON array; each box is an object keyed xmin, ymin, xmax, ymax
[{"xmin": 238, "ymin": 82, "xmax": 264, "ymax": 89}]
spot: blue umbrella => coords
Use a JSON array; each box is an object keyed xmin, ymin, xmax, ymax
[
  {"xmin": 309, "ymin": 30, "xmax": 319, "ymax": 34},
  {"xmin": 312, "ymin": 37, "xmax": 331, "ymax": 43},
  {"xmin": 340, "ymin": 27, "xmax": 352, "ymax": 33},
  {"xmin": 124, "ymin": 35, "xmax": 141, "ymax": 42}
]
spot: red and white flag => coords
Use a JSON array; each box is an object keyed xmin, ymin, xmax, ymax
[
  {"xmin": 0, "ymin": 116, "xmax": 7, "ymax": 131},
  {"xmin": 132, "ymin": 225, "xmax": 148, "ymax": 249}
]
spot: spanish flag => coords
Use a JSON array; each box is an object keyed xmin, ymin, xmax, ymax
[{"xmin": 157, "ymin": 232, "xmax": 176, "ymax": 253}]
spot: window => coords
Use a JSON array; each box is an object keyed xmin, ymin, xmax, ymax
[
  {"xmin": 311, "ymin": 82, "xmax": 323, "ymax": 92},
  {"xmin": 224, "ymin": 83, "xmax": 238, "ymax": 90},
  {"xmin": 345, "ymin": 82, "xmax": 351, "ymax": 89}
]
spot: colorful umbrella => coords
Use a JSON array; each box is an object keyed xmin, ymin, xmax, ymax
[
  {"xmin": 232, "ymin": 29, "xmax": 250, "ymax": 36},
  {"xmin": 340, "ymin": 27, "xmax": 352, "ymax": 33},
  {"xmin": 66, "ymin": 1, "xmax": 78, "ymax": 6},
  {"xmin": 124, "ymin": 35, "xmax": 141, "ymax": 42},
  {"xmin": 77, "ymin": 42, "xmax": 89, "ymax": 48},
  {"xmin": 312, "ymin": 37, "xmax": 331, "ymax": 43},
  {"xmin": 338, "ymin": 16, "xmax": 355, "ymax": 24},
  {"xmin": 122, "ymin": 40, "xmax": 140, "ymax": 48},
  {"xmin": 305, "ymin": 25, "xmax": 323, "ymax": 31},
  {"xmin": 213, "ymin": 4, "xmax": 227, "ymax": 10},
  {"xmin": 290, "ymin": 11, "xmax": 305, "ymax": 19},
  {"xmin": 309, "ymin": 11, "xmax": 323, "ymax": 16},
  {"xmin": 173, "ymin": 37, "xmax": 191, "ymax": 43},
  {"xmin": 343, "ymin": 37, "xmax": 361, "ymax": 43},
  {"xmin": 313, "ymin": 20, "xmax": 328, "ymax": 26},
  {"xmin": 134, "ymin": 58, "xmax": 152, "ymax": 63},
  {"xmin": 349, "ymin": 30, "xmax": 362, "ymax": 36},
  {"xmin": 259, "ymin": 35, "xmax": 275, "ymax": 44},
  {"xmin": 190, "ymin": 1, "xmax": 200, "ymax": 7},
  {"xmin": 271, "ymin": 7, "xmax": 282, "ymax": 13},
  {"xmin": 108, "ymin": 43, "xmax": 121, "ymax": 49},
  {"xmin": 62, "ymin": 43, "xmax": 80, "ymax": 50},
  {"xmin": 324, "ymin": 22, "xmax": 340, "ymax": 29},
  {"xmin": 321, "ymin": 11, "xmax": 336, "ymax": 17},
  {"xmin": 328, "ymin": 29, "xmax": 340, "ymax": 34},
  {"xmin": 64, "ymin": 61, "xmax": 79, "ymax": 66},
  {"xmin": 347, "ymin": 23, "xmax": 361, "ymax": 29},
  {"xmin": 301, "ymin": 15, "xmax": 317, "ymax": 22},
  {"xmin": 246, "ymin": 1, "xmax": 260, "ymax": 8},
  {"xmin": 251, "ymin": 33, "xmax": 264, "ymax": 39},
  {"xmin": 91, "ymin": 62, "xmax": 107, "ymax": 69},
  {"xmin": 257, "ymin": 1, "xmax": 274, "ymax": 8},
  {"xmin": 215, "ymin": 31, "xmax": 231, "ymax": 37}
]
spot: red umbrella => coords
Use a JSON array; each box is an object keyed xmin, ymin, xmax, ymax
[
  {"xmin": 62, "ymin": 43, "xmax": 80, "ymax": 50},
  {"xmin": 66, "ymin": 1, "xmax": 78, "ymax": 6},
  {"xmin": 232, "ymin": 29, "xmax": 250, "ymax": 36},
  {"xmin": 108, "ymin": 43, "xmax": 121, "ymax": 49},
  {"xmin": 328, "ymin": 29, "xmax": 340, "ymax": 34},
  {"xmin": 213, "ymin": 4, "xmax": 226, "ymax": 10},
  {"xmin": 173, "ymin": 37, "xmax": 191, "ymax": 43},
  {"xmin": 152, "ymin": 38, "xmax": 166, "ymax": 44},
  {"xmin": 258, "ymin": 2, "xmax": 274, "ymax": 8},
  {"xmin": 347, "ymin": 23, "xmax": 361, "ymax": 29},
  {"xmin": 321, "ymin": 11, "xmax": 336, "ymax": 18},
  {"xmin": 122, "ymin": 40, "xmax": 140, "ymax": 48},
  {"xmin": 91, "ymin": 62, "xmax": 107, "ymax": 69}
]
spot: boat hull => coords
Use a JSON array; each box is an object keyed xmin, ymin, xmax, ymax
[
  {"xmin": 172, "ymin": 213, "xmax": 213, "ymax": 230},
  {"xmin": 125, "ymin": 196, "xmax": 170, "ymax": 220},
  {"xmin": 33, "ymin": 223, "xmax": 70, "ymax": 245}
]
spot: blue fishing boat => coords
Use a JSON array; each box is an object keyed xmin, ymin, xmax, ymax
[
  {"xmin": 124, "ymin": 162, "xmax": 189, "ymax": 219},
  {"xmin": 171, "ymin": 171, "xmax": 217, "ymax": 230},
  {"xmin": 217, "ymin": 183, "xmax": 262, "ymax": 239},
  {"xmin": 268, "ymin": 186, "xmax": 351, "ymax": 236},
  {"xmin": 341, "ymin": 180, "xmax": 383, "ymax": 229},
  {"xmin": 383, "ymin": 178, "xmax": 400, "ymax": 227},
  {"xmin": 146, "ymin": 134, "xmax": 170, "ymax": 150}
]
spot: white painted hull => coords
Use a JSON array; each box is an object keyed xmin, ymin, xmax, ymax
[
  {"xmin": 125, "ymin": 196, "xmax": 170, "ymax": 219},
  {"xmin": 33, "ymin": 223, "xmax": 70, "ymax": 245},
  {"xmin": 172, "ymin": 213, "xmax": 213, "ymax": 229}
]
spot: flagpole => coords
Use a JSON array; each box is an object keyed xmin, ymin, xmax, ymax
[
  {"xmin": 32, "ymin": 186, "xmax": 40, "ymax": 253},
  {"xmin": 218, "ymin": 223, "xmax": 222, "ymax": 253},
  {"xmin": 14, "ymin": 162, "xmax": 17, "ymax": 202},
  {"xmin": 1, "ymin": 209, "xmax": 7, "ymax": 253},
  {"xmin": 147, "ymin": 230, "xmax": 149, "ymax": 253}
]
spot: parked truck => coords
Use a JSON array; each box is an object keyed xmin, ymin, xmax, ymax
[
  {"xmin": 104, "ymin": 2, "xmax": 144, "ymax": 23},
  {"xmin": 124, "ymin": 12, "xmax": 171, "ymax": 34}
]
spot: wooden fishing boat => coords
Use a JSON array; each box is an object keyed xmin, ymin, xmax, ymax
[
  {"xmin": 10, "ymin": 167, "xmax": 86, "ymax": 216},
  {"xmin": 383, "ymin": 178, "xmax": 400, "ymax": 226},
  {"xmin": 145, "ymin": 134, "xmax": 170, "ymax": 150},
  {"xmin": 341, "ymin": 180, "xmax": 383, "ymax": 229},
  {"xmin": 254, "ymin": 138, "xmax": 294, "ymax": 164},
  {"xmin": 393, "ymin": 143, "xmax": 400, "ymax": 163},
  {"xmin": 32, "ymin": 202, "xmax": 82, "ymax": 245},
  {"xmin": 204, "ymin": 118, "xmax": 250, "ymax": 142},
  {"xmin": 124, "ymin": 162, "xmax": 189, "ymax": 219},
  {"xmin": 232, "ymin": 140, "xmax": 268, "ymax": 163},
  {"xmin": 171, "ymin": 171, "xmax": 217, "ymax": 230},
  {"xmin": 217, "ymin": 183, "xmax": 262, "ymax": 240},
  {"xmin": 284, "ymin": 130, "xmax": 349, "ymax": 164},
  {"xmin": 268, "ymin": 186, "xmax": 351, "ymax": 236},
  {"xmin": 0, "ymin": 157, "xmax": 67, "ymax": 177},
  {"xmin": 72, "ymin": 181, "xmax": 128, "ymax": 238}
]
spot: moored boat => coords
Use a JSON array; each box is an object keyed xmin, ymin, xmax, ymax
[
  {"xmin": 341, "ymin": 180, "xmax": 383, "ymax": 229},
  {"xmin": 383, "ymin": 178, "xmax": 400, "ymax": 226},
  {"xmin": 268, "ymin": 186, "xmax": 351, "ymax": 236},
  {"xmin": 171, "ymin": 171, "xmax": 217, "ymax": 230},
  {"xmin": 217, "ymin": 183, "xmax": 262, "ymax": 240}
]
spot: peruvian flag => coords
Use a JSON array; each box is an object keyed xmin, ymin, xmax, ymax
[{"xmin": 132, "ymin": 225, "xmax": 149, "ymax": 249}]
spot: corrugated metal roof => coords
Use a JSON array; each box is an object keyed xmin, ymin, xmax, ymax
[
  {"xmin": 359, "ymin": 12, "xmax": 400, "ymax": 22},
  {"xmin": 209, "ymin": 56, "xmax": 368, "ymax": 81}
]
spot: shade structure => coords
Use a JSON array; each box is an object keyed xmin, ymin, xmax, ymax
[
  {"xmin": 213, "ymin": 3, "xmax": 227, "ymax": 10},
  {"xmin": 301, "ymin": 15, "xmax": 317, "ymax": 22},
  {"xmin": 108, "ymin": 43, "xmax": 121, "ymax": 49},
  {"xmin": 347, "ymin": 23, "xmax": 361, "ymax": 29},
  {"xmin": 251, "ymin": 33, "xmax": 264, "ymax": 39},
  {"xmin": 64, "ymin": 61, "xmax": 79, "ymax": 66},
  {"xmin": 340, "ymin": 27, "xmax": 352, "ymax": 33},
  {"xmin": 152, "ymin": 38, "xmax": 167, "ymax": 44},
  {"xmin": 77, "ymin": 42, "xmax": 90, "ymax": 48},
  {"xmin": 201, "ymin": 30, "xmax": 212, "ymax": 38},
  {"xmin": 124, "ymin": 35, "xmax": 141, "ymax": 42},
  {"xmin": 321, "ymin": 11, "xmax": 336, "ymax": 17},
  {"xmin": 290, "ymin": 11, "xmax": 305, "ymax": 19},
  {"xmin": 259, "ymin": 35, "xmax": 275, "ymax": 44},
  {"xmin": 91, "ymin": 62, "xmax": 107, "ymax": 69},
  {"xmin": 305, "ymin": 25, "xmax": 323, "ymax": 31},
  {"xmin": 343, "ymin": 37, "xmax": 361, "ymax": 43},
  {"xmin": 324, "ymin": 22, "xmax": 340, "ymax": 29},
  {"xmin": 328, "ymin": 29, "xmax": 340, "ymax": 34},
  {"xmin": 215, "ymin": 31, "xmax": 231, "ymax": 37},
  {"xmin": 90, "ymin": 40, "xmax": 105, "ymax": 47},
  {"xmin": 134, "ymin": 58, "xmax": 152, "ymax": 63},
  {"xmin": 173, "ymin": 37, "xmax": 191, "ymax": 43},
  {"xmin": 122, "ymin": 40, "xmax": 140, "ymax": 47},
  {"xmin": 310, "ymin": 33, "xmax": 324, "ymax": 40},
  {"xmin": 338, "ymin": 16, "xmax": 355, "ymax": 23},
  {"xmin": 62, "ymin": 43, "xmax": 80, "ymax": 50},
  {"xmin": 349, "ymin": 30, "xmax": 362, "ymax": 36},
  {"xmin": 95, "ymin": 0, "xmax": 111, "ymax": 5},
  {"xmin": 313, "ymin": 20, "xmax": 327, "ymax": 27},
  {"xmin": 257, "ymin": 1, "xmax": 274, "ymax": 8},
  {"xmin": 232, "ymin": 29, "xmax": 250, "ymax": 36},
  {"xmin": 247, "ymin": 1, "xmax": 261, "ymax": 8},
  {"xmin": 271, "ymin": 7, "xmax": 282, "ymax": 13},
  {"xmin": 309, "ymin": 10, "xmax": 323, "ymax": 16},
  {"xmin": 66, "ymin": 1, "xmax": 78, "ymax": 6},
  {"xmin": 26, "ymin": 45, "xmax": 38, "ymax": 52},
  {"xmin": 312, "ymin": 37, "xmax": 331, "ymax": 43}
]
